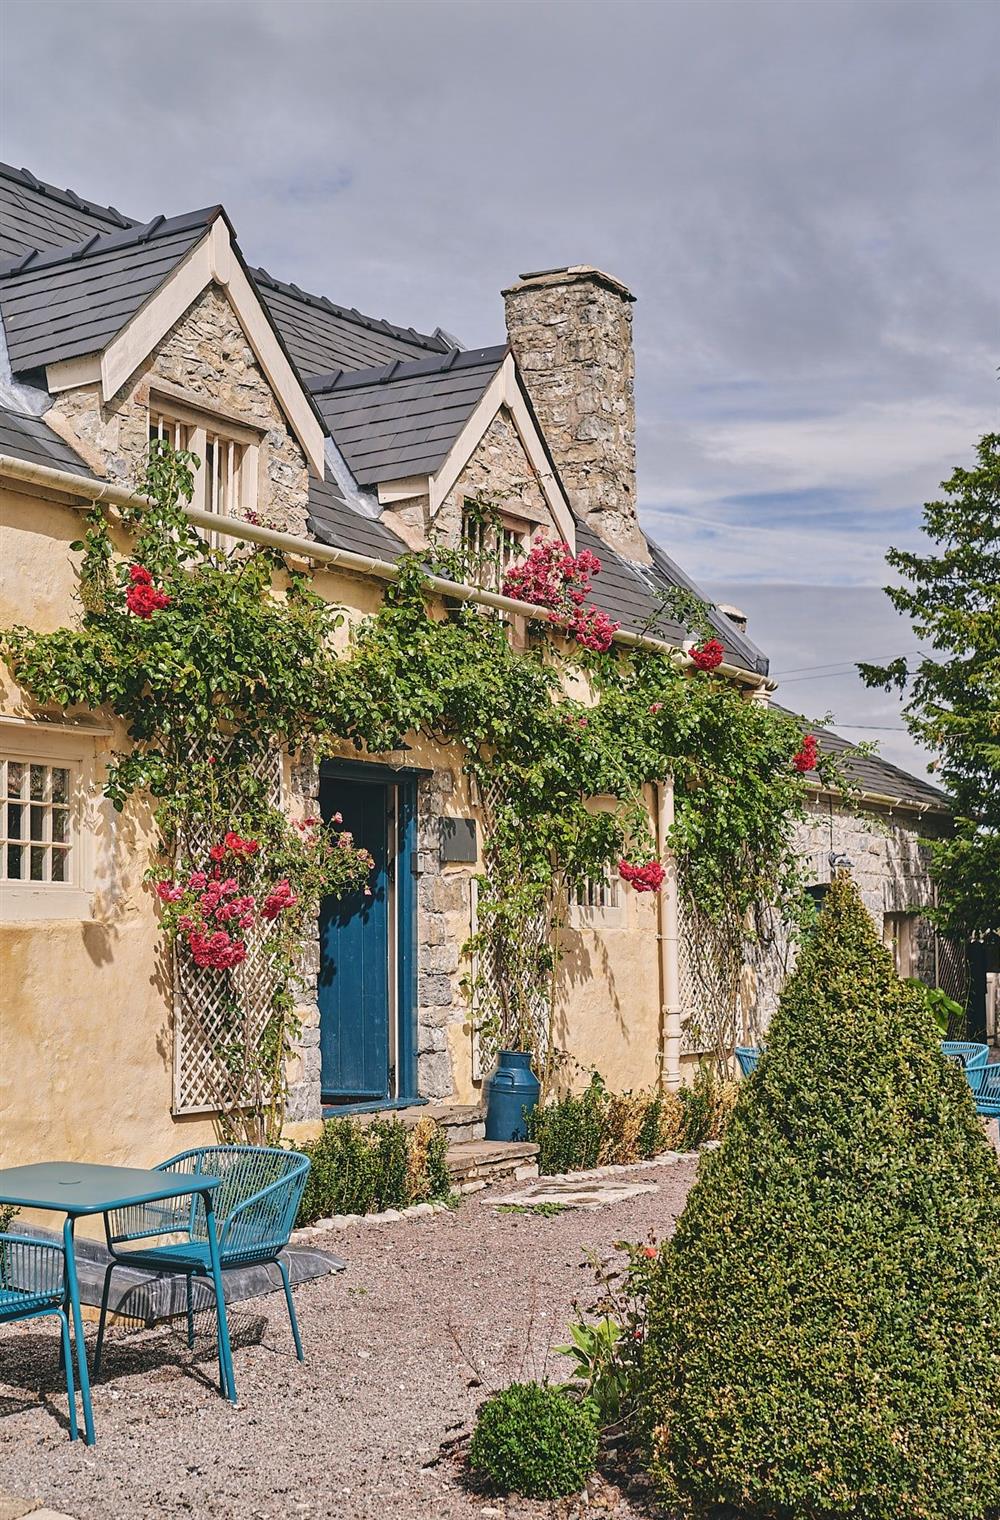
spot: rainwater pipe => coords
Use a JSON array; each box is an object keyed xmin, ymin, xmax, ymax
[
  {"xmin": 656, "ymin": 777, "xmax": 683, "ymax": 1091},
  {"xmin": 0, "ymin": 453, "xmax": 775, "ymax": 692}
]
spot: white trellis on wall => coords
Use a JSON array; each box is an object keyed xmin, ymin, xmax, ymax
[
  {"xmin": 469, "ymin": 774, "xmax": 551, "ymax": 1081},
  {"xmin": 172, "ymin": 742, "xmax": 285, "ymax": 1115}
]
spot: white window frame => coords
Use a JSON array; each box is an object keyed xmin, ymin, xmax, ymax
[
  {"xmin": 461, "ymin": 504, "xmax": 530, "ymax": 592},
  {"xmin": 148, "ymin": 388, "xmax": 262, "ymax": 542},
  {"xmin": 568, "ymin": 869, "xmax": 625, "ymax": 930},
  {"xmin": 0, "ymin": 720, "xmax": 104, "ymax": 922}
]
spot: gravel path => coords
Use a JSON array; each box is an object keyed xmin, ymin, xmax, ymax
[{"xmin": 0, "ymin": 1155, "xmax": 698, "ymax": 1520}]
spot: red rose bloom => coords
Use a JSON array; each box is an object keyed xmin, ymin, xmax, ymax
[
  {"xmin": 793, "ymin": 734, "xmax": 819, "ymax": 773},
  {"xmin": 125, "ymin": 565, "xmax": 170, "ymax": 619},
  {"xmin": 619, "ymin": 859, "xmax": 666, "ymax": 893},
  {"xmin": 690, "ymin": 639, "xmax": 725, "ymax": 671}
]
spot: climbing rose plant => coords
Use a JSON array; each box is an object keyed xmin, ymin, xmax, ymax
[
  {"xmin": 502, "ymin": 539, "xmax": 621, "ymax": 652},
  {"xmin": 2, "ymin": 444, "xmax": 845, "ymax": 1105}
]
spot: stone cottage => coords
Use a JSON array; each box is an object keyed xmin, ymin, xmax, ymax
[{"xmin": 0, "ymin": 163, "xmax": 959, "ymax": 1172}]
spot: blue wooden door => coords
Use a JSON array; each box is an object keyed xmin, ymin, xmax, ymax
[{"xmin": 318, "ymin": 776, "xmax": 390, "ymax": 1101}]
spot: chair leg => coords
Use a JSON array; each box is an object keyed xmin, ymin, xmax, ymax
[
  {"xmin": 185, "ymin": 1273, "xmax": 195, "ymax": 1350},
  {"xmin": 277, "ymin": 1257, "xmax": 304, "ymax": 1362},
  {"xmin": 93, "ymin": 1262, "xmax": 116, "ymax": 1379},
  {"xmin": 58, "ymin": 1309, "xmax": 78, "ymax": 1442}
]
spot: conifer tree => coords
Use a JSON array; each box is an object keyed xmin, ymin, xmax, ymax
[{"xmin": 643, "ymin": 876, "xmax": 1000, "ymax": 1520}]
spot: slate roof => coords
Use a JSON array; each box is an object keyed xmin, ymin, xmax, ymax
[
  {"xmin": 773, "ymin": 705, "xmax": 951, "ymax": 812},
  {"xmin": 254, "ymin": 268, "xmax": 453, "ymax": 376},
  {"xmin": 0, "ymin": 207, "xmax": 221, "ymax": 375},
  {"xmin": 0, "ymin": 404, "xmax": 96, "ymax": 477},
  {"xmin": 0, "ymin": 163, "xmax": 136, "ymax": 261},
  {"xmin": 310, "ymin": 346, "xmax": 507, "ymax": 486},
  {"xmin": 307, "ymin": 470, "xmax": 409, "ymax": 561}
]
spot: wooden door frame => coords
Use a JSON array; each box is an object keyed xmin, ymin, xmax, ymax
[{"xmin": 318, "ymin": 759, "xmax": 424, "ymax": 1113}]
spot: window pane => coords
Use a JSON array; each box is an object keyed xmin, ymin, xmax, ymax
[
  {"xmin": 30, "ymin": 765, "xmax": 46, "ymax": 801},
  {"xmin": 30, "ymin": 805, "xmax": 46, "ymax": 841},
  {"xmin": 51, "ymin": 848, "xmax": 68, "ymax": 882},
  {"xmin": 6, "ymin": 842, "xmax": 23, "ymax": 879},
  {"xmin": 7, "ymin": 761, "xmax": 25, "ymax": 798},
  {"xmin": 7, "ymin": 803, "xmax": 23, "ymax": 839},
  {"xmin": 51, "ymin": 808, "xmax": 68, "ymax": 843},
  {"xmin": 51, "ymin": 768, "xmax": 69, "ymax": 804},
  {"xmin": 30, "ymin": 845, "xmax": 46, "ymax": 880}
]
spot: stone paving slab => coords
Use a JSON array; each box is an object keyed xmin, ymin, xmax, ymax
[
  {"xmin": 0, "ymin": 1498, "xmax": 76, "ymax": 1520},
  {"xmin": 485, "ymin": 1175, "xmax": 660, "ymax": 1209}
]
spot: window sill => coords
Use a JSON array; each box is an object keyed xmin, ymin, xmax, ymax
[{"xmin": 0, "ymin": 887, "xmax": 94, "ymax": 923}]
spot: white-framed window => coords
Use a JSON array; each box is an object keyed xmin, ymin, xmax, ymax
[
  {"xmin": 148, "ymin": 395, "xmax": 261, "ymax": 534},
  {"xmin": 568, "ymin": 869, "xmax": 624, "ymax": 928},
  {"xmin": 461, "ymin": 505, "xmax": 529, "ymax": 590},
  {"xmin": 2, "ymin": 758, "xmax": 74, "ymax": 886},
  {"xmin": 883, "ymin": 911, "xmax": 915, "ymax": 977},
  {"xmin": 0, "ymin": 722, "xmax": 103, "ymax": 921}
]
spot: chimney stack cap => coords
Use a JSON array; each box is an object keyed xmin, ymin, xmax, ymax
[{"xmin": 503, "ymin": 265, "xmax": 635, "ymax": 302}]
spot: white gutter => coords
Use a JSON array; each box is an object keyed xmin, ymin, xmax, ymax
[
  {"xmin": 805, "ymin": 781, "xmax": 951, "ymax": 818},
  {"xmin": 0, "ymin": 453, "xmax": 774, "ymax": 690},
  {"xmin": 656, "ymin": 778, "xmax": 683, "ymax": 1091}
]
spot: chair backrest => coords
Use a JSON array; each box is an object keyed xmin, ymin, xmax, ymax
[
  {"xmin": 941, "ymin": 1041, "xmax": 989, "ymax": 1070},
  {"xmin": 975, "ymin": 1061, "xmax": 1000, "ymax": 1110},
  {"xmin": 0, "ymin": 1233, "xmax": 65, "ymax": 1304},
  {"xmin": 166, "ymin": 1146, "xmax": 310, "ymax": 1259},
  {"xmin": 735, "ymin": 1046, "xmax": 762, "ymax": 1077}
]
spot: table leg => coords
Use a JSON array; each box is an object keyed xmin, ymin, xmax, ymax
[
  {"xmin": 63, "ymin": 1216, "xmax": 95, "ymax": 1446},
  {"xmin": 203, "ymin": 1193, "xmax": 236, "ymax": 1404}
]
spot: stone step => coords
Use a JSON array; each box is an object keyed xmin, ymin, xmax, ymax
[
  {"xmin": 353, "ymin": 1102, "xmax": 486, "ymax": 1143},
  {"xmin": 446, "ymin": 1139, "xmax": 540, "ymax": 1194}
]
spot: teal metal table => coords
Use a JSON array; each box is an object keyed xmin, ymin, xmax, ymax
[{"xmin": 0, "ymin": 1161, "xmax": 233, "ymax": 1445}]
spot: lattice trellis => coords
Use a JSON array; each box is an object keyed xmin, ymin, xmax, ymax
[
  {"xmin": 172, "ymin": 743, "xmax": 284, "ymax": 1115},
  {"xmin": 677, "ymin": 902, "xmax": 741, "ymax": 1057},
  {"xmin": 470, "ymin": 774, "xmax": 551, "ymax": 1081}
]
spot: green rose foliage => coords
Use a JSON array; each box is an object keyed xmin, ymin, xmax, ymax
[
  {"xmin": 469, "ymin": 1381, "xmax": 599, "ymax": 1499},
  {"xmin": 642, "ymin": 876, "xmax": 1000, "ymax": 1520}
]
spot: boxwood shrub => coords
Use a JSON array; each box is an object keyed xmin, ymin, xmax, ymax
[
  {"xmin": 469, "ymin": 1380, "xmax": 599, "ymax": 1498},
  {"xmin": 642, "ymin": 876, "xmax": 1000, "ymax": 1519},
  {"xmin": 295, "ymin": 1115, "xmax": 449, "ymax": 1225}
]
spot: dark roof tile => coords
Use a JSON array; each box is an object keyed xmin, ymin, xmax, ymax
[
  {"xmin": 307, "ymin": 471, "xmax": 410, "ymax": 561},
  {"xmin": 0, "ymin": 163, "xmax": 136, "ymax": 261},
  {"xmin": 0, "ymin": 405, "xmax": 97, "ymax": 477},
  {"xmin": 0, "ymin": 209, "xmax": 220, "ymax": 374},
  {"xmin": 772, "ymin": 705, "xmax": 950, "ymax": 811},
  {"xmin": 311, "ymin": 346, "xmax": 506, "ymax": 485}
]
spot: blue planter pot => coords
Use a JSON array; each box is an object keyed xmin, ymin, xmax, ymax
[{"xmin": 485, "ymin": 1050, "xmax": 541, "ymax": 1142}]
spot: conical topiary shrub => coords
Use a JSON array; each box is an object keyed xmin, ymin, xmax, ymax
[{"xmin": 643, "ymin": 876, "xmax": 1000, "ymax": 1520}]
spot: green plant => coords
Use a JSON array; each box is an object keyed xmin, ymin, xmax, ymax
[
  {"xmin": 643, "ymin": 876, "xmax": 1000, "ymax": 1519},
  {"xmin": 559, "ymin": 1238, "xmax": 660, "ymax": 1426},
  {"xmin": 904, "ymin": 976, "xmax": 966, "ymax": 1036},
  {"xmin": 528, "ymin": 1073, "xmax": 609, "ymax": 1173},
  {"xmin": 497, "ymin": 1201, "xmax": 567, "ymax": 1217},
  {"xmin": 294, "ymin": 1115, "xmax": 450, "ymax": 1225},
  {"xmin": 469, "ymin": 1380, "xmax": 599, "ymax": 1499},
  {"xmin": 860, "ymin": 432, "xmax": 999, "ymax": 940},
  {"xmin": 0, "ymin": 1205, "xmax": 16, "ymax": 1234}
]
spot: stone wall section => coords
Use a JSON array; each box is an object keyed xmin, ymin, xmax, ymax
[
  {"xmin": 45, "ymin": 285, "xmax": 310, "ymax": 536},
  {"xmin": 503, "ymin": 267, "xmax": 649, "ymax": 565},
  {"xmin": 747, "ymin": 797, "xmax": 949, "ymax": 1035}
]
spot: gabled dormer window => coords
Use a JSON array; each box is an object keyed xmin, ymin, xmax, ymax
[{"xmin": 148, "ymin": 387, "xmax": 261, "ymax": 535}]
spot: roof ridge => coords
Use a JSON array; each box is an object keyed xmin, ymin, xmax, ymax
[
  {"xmin": 307, "ymin": 343, "xmax": 507, "ymax": 396},
  {"xmin": 0, "ymin": 162, "xmax": 137, "ymax": 231},
  {"xmin": 0, "ymin": 205, "xmax": 224, "ymax": 281},
  {"xmin": 252, "ymin": 264, "xmax": 454, "ymax": 355}
]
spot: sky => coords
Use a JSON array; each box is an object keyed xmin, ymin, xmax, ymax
[{"xmin": 2, "ymin": 0, "xmax": 997, "ymax": 777}]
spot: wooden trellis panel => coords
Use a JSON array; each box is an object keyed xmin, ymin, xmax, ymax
[
  {"xmin": 470, "ymin": 775, "xmax": 550, "ymax": 1081},
  {"xmin": 172, "ymin": 743, "xmax": 284, "ymax": 1115}
]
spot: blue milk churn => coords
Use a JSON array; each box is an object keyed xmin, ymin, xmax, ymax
[{"xmin": 485, "ymin": 1050, "xmax": 541, "ymax": 1142}]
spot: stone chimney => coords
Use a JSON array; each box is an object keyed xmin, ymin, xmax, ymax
[{"xmin": 502, "ymin": 265, "xmax": 649, "ymax": 564}]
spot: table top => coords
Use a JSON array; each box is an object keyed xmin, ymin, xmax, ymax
[{"xmin": 0, "ymin": 1161, "xmax": 220, "ymax": 1215}]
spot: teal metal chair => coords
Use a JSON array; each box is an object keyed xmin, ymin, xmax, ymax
[
  {"xmin": 93, "ymin": 1146, "xmax": 310, "ymax": 1395},
  {"xmin": 735, "ymin": 1046, "xmax": 762, "ymax": 1076},
  {"xmin": 0, "ymin": 1232, "xmax": 77, "ymax": 1440},
  {"xmin": 974, "ymin": 1061, "xmax": 1000, "ymax": 1117},
  {"xmin": 941, "ymin": 1041, "xmax": 989, "ymax": 1072}
]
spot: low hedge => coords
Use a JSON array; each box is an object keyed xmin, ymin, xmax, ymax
[
  {"xmin": 469, "ymin": 1381, "xmax": 599, "ymax": 1499},
  {"xmin": 295, "ymin": 1114, "xmax": 449, "ymax": 1225},
  {"xmin": 527, "ymin": 1067, "xmax": 737, "ymax": 1176}
]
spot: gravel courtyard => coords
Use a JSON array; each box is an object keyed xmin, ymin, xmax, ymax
[{"xmin": 0, "ymin": 1155, "xmax": 699, "ymax": 1520}]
